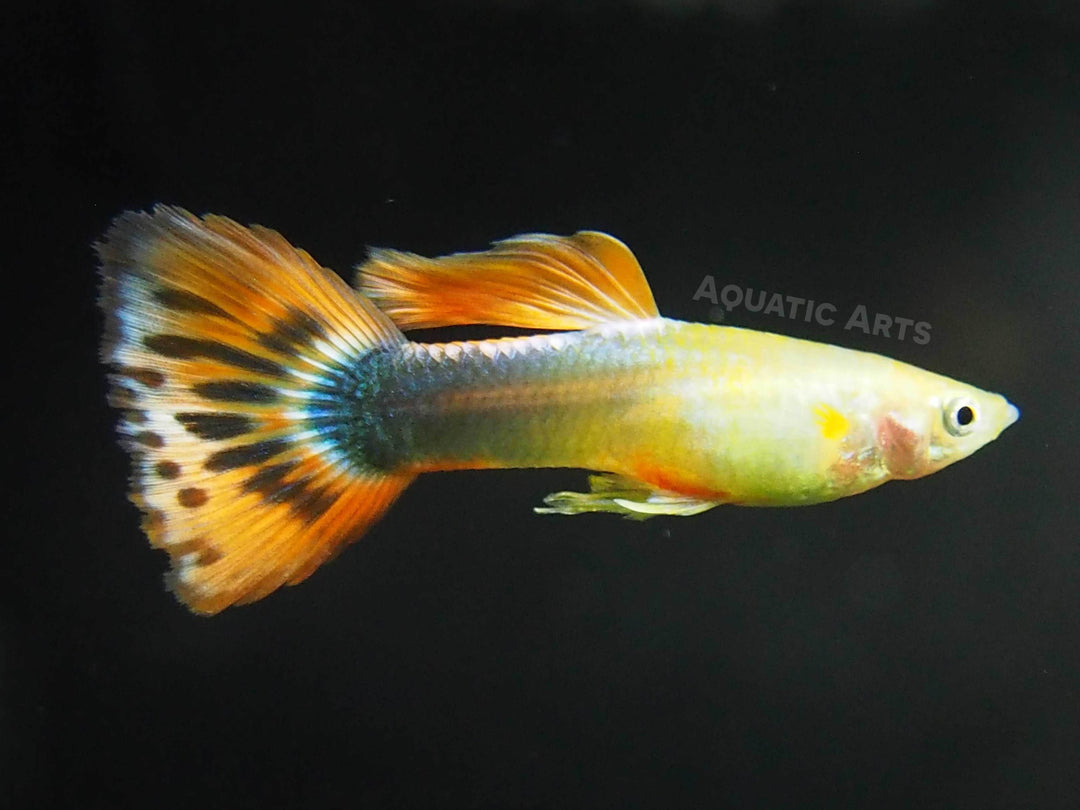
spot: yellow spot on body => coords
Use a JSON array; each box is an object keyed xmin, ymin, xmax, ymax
[{"xmin": 814, "ymin": 403, "xmax": 849, "ymax": 440}]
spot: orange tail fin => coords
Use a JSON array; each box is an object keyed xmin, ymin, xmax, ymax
[{"xmin": 97, "ymin": 206, "xmax": 412, "ymax": 614}]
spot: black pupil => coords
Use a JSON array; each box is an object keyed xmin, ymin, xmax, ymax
[{"xmin": 956, "ymin": 405, "xmax": 974, "ymax": 426}]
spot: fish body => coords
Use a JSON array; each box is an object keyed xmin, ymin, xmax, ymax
[
  {"xmin": 346, "ymin": 319, "xmax": 1014, "ymax": 507},
  {"xmin": 96, "ymin": 207, "xmax": 1018, "ymax": 613}
]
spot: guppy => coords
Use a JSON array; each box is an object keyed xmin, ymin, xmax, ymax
[{"xmin": 97, "ymin": 206, "xmax": 1019, "ymax": 614}]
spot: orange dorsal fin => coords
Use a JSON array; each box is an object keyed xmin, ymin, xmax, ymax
[
  {"xmin": 97, "ymin": 206, "xmax": 413, "ymax": 614},
  {"xmin": 354, "ymin": 231, "xmax": 659, "ymax": 331}
]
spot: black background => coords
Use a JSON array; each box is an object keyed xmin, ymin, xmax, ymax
[{"xmin": 6, "ymin": 1, "xmax": 1079, "ymax": 807}]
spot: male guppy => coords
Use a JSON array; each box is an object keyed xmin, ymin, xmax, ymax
[{"xmin": 97, "ymin": 207, "xmax": 1019, "ymax": 614}]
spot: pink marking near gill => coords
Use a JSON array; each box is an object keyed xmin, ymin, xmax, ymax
[{"xmin": 876, "ymin": 413, "xmax": 924, "ymax": 479}]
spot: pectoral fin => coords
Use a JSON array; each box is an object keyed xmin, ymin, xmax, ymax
[
  {"xmin": 355, "ymin": 231, "xmax": 659, "ymax": 331},
  {"xmin": 535, "ymin": 474, "xmax": 722, "ymax": 520}
]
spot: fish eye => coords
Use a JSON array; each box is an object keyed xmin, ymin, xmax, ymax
[{"xmin": 944, "ymin": 398, "xmax": 977, "ymax": 437}]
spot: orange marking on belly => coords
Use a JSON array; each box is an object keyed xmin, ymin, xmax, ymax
[
  {"xmin": 403, "ymin": 456, "xmax": 503, "ymax": 474},
  {"xmin": 828, "ymin": 455, "xmax": 864, "ymax": 488},
  {"xmin": 631, "ymin": 460, "xmax": 728, "ymax": 500}
]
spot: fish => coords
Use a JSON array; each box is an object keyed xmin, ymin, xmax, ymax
[{"xmin": 96, "ymin": 206, "xmax": 1019, "ymax": 614}]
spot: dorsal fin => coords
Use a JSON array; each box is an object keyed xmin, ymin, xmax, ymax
[{"xmin": 354, "ymin": 231, "xmax": 660, "ymax": 331}]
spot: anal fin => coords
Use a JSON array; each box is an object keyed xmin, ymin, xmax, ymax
[{"xmin": 535, "ymin": 474, "xmax": 722, "ymax": 520}]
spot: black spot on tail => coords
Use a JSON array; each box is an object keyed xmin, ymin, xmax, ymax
[
  {"xmin": 239, "ymin": 466, "xmax": 335, "ymax": 522},
  {"xmin": 240, "ymin": 463, "xmax": 336, "ymax": 521},
  {"xmin": 155, "ymin": 460, "xmax": 181, "ymax": 479},
  {"xmin": 258, "ymin": 307, "xmax": 329, "ymax": 355},
  {"xmin": 175, "ymin": 412, "xmax": 254, "ymax": 440},
  {"xmin": 204, "ymin": 439, "xmax": 290, "ymax": 472},
  {"xmin": 177, "ymin": 487, "xmax": 209, "ymax": 508},
  {"xmin": 143, "ymin": 335, "xmax": 285, "ymax": 377},
  {"xmin": 153, "ymin": 287, "xmax": 231, "ymax": 318},
  {"xmin": 119, "ymin": 367, "xmax": 166, "ymax": 388},
  {"xmin": 288, "ymin": 482, "xmax": 337, "ymax": 523},
  {"xmin": 193, "ymin": 381, "xmax": 279, "ymax": 404},
  {"xmin": 242, "ymin": 461, "xmax": 298, "ymax": 500},
  {"xmin": 135, "ymin": 431, "xmax": 164, "ymax": 448}
]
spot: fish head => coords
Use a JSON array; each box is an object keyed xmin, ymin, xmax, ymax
[{"xmin": 876, "ymin": 376, "xmax": 1019, "ymax": 480}]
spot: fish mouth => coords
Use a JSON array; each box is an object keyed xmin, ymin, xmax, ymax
[{"xmin": 1005, "ymin": 401, "xmax": 1020, "ymax": 428}]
